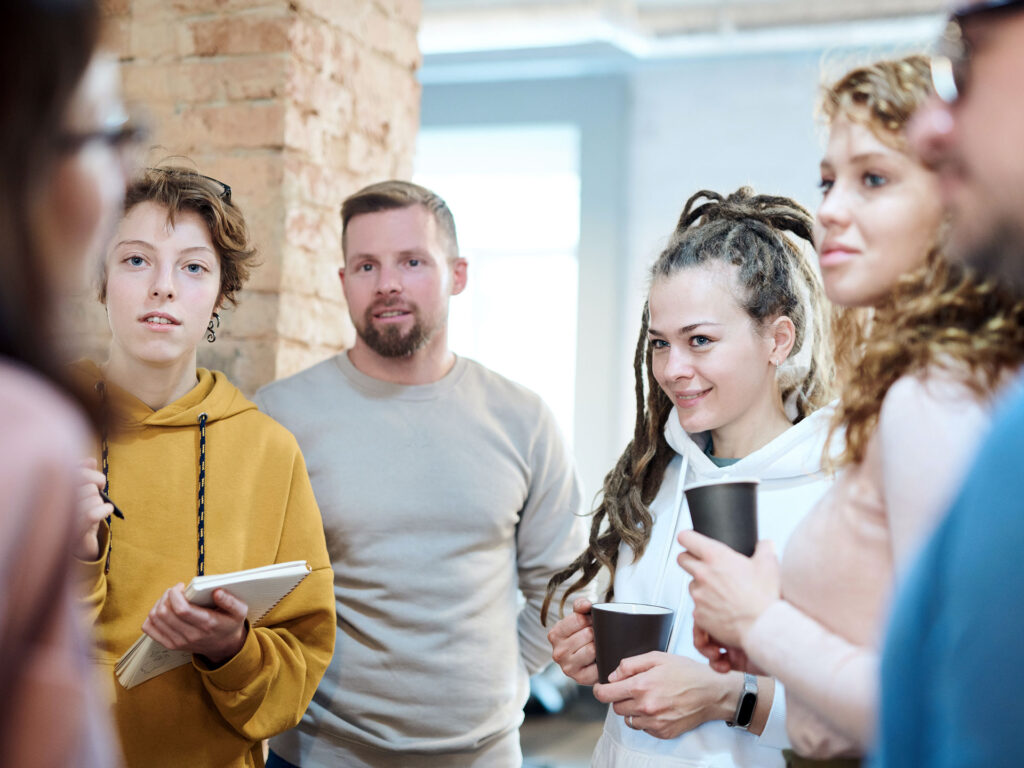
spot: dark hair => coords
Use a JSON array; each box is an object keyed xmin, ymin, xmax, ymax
[
  {"xmin": 340, "ymin": 179, "xmax": 459, "ymax": 262},
  {"xmin": 0, "ymin": 0, "xmax": 100, "ymax": 384},
  {"xmin": 101, "ymin": 164, "xmax": 257, "ymax": 307},
  {"xmin": 0, "ymin": 0, "xmax": 101, "ymax": 750},
  {"xmin": 542, "ymin": 187, "xmax": 835, "ymax": 622}
]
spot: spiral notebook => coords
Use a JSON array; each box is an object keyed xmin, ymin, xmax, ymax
[{"xmin": 115, "ymin": 560, "xmax": 312, "ymax": 689}]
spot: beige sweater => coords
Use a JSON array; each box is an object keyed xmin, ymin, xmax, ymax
[
  {"xmin": 256, "ymin": 353, "xmax": 586, "ymax": 766},
  {"xmin": 742, "ymin": 369, "xmax": 998, "ymax": 758}
]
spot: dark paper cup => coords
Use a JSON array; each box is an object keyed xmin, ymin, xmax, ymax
[
  {"xmin": 590, "ymin": 603, "xmax": 674, "ymax": 684},
  {"xmin": 684, "ymin": 478, "xmax": 759, "ymax": 556}
]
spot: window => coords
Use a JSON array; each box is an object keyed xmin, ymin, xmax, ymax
[{"xmin": 414, "ymin": 124, "xmax": 580, "ymax": 445}]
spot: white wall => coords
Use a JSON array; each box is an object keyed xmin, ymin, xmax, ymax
[{"xmin": 619, "ymin": 50, "xmax": 829, "ymax": 443}]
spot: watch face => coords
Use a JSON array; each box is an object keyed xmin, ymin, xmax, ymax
[{"xmin": 737, "ymin": 691, "xmax": 757, "ymax": 727}]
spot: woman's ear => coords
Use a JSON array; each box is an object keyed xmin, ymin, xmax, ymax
[{"xmin": 768, "ymin": 315, "xmax": 797, "ymax": 365}]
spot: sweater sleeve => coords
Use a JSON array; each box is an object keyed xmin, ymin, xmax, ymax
[
  {"xmin": 515, "ymin": 403, "xmax": 587, "ymax": 675},
  {"xmin": 743, "ymin": 371, "xmax": 996, "ymax": 753},
  {"xmin": 196, "ymin": 445, "xmax": 336, "ymax": 742},
  {"xmin": 744, "ymin": 599, "xmax": 877, "ymax": 750},
  {"xmin": 878, "ymin": 372, "xmax": 993, "ymax": 576}
]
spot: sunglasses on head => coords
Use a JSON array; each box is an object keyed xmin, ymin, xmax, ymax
[
  {"xmin": 931, "ymin": 0, "xmax": 1024, "ymax": 104},
  {"xmin": 146, "ymin": 167, "xmax": 232, "ymax": 203}
]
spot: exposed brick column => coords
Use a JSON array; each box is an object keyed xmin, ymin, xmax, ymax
[{"xmin": 77, "ymin": 0, "xmax": 422, "ymax": 394}]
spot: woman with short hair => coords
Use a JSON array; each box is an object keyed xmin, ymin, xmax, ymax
[{"xmin": 74, "ymin": 165, "xmax": 336, "ymax": 768}]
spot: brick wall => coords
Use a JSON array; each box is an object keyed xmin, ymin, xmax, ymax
[{"xmin": 74, "ymin": 0, "xmax": 422, "ymax": 394}]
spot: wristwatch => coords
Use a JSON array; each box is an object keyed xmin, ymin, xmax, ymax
[{"xmin": 726, "ymin": 673, "xmax": 758, "ymax": 729}]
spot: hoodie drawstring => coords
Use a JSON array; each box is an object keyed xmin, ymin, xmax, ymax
[
  {"xmin": 96, "ymin": 382, "xmax": 114, "ymax": 574},
  {"xmin": 197, "ymin": 412, "xmax": 207, "ymax": 576},
  {"xmin": 97, "ymin": 382, "xmax": 210, "ymax": 578}
]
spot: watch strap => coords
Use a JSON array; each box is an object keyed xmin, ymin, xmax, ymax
[{"xmin": 726, "ymin": 672, "xmax": 758, "ymax": 729}]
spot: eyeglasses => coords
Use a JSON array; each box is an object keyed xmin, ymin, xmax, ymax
[
  {"xmin": 931, "ymin": 0, "xmax": 1024, "ymax": 104},
  {"xmin": 146, "ymin": 167, "xmax": 232, "ymax": 203},
  {"xmin": 56, "ymin": 113, "xmax": 148, "ymax": 167}
]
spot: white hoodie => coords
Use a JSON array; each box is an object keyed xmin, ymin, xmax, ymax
[{"xmin": 592, "ymin": 404, "xmax": 837, "ymax": 768}]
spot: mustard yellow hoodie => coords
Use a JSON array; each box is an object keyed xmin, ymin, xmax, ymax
[{"xmin": 72, "ymin": 360, "xmax": 335, "ymax": 768}]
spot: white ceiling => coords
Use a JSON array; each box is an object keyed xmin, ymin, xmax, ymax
[{"xmin": 419, "ymin": 0, "xmax": 949, "ymax": 80}]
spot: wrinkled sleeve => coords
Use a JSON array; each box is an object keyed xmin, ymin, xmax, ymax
[
  {"xmin": 196, "ymin": 445, "xmax": 335, "ymax": 741},
  {"xmin": 744, "ymin": 599, "xmax": 876, "ymax": 750},
  {"xmin": 515, "ymin": 401, "xmax": 588, "ymax": 675}
]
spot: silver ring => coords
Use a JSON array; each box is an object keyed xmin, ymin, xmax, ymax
[{"xmin": 627, "ymin": 715, "xmax": 635, "ymax": 729}]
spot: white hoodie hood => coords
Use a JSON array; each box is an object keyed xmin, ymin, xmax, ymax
[
  {"xmin": 664, "ymin": 402, "xmax": 835, "ymax": 485},
  {"xmin": 615, "ymin": 403, "xmax": 837, "ymax": 615},
  {"xmin": 600, "ymin": 404, "xmax": 839, "ymax": 766}
]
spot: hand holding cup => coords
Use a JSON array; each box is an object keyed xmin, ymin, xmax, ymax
[
  {"xmin": 677, "ymin": 532, "xmax": 781, "ymax": 649},
  {"xmin": 590, "ymin": 603, "xmax": 674, "ymax": 684},
  {"xmin": 547, "ymin": 597, "xmax": 599, "ymax": 685}
]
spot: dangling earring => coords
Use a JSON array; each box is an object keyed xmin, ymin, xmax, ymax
[{"xmin": 206, "ymin": 313, "xmax": 220, "ymax": 343}]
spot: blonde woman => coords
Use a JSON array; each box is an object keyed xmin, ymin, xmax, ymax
[{"xmin": 679, "ymin": 55, "xmax": 1024, "ymax": 767}]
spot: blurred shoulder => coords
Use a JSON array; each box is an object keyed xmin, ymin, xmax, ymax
[
  {"xmin": 888, "ymin": 364, "xmax": 981, "ymax": 404},
  {"xmin": 0, "ymin": 359, "xmax": 89, "ymax": 482}
]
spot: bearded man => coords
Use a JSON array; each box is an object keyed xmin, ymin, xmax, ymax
[{"xmin": 256, "ymin": 180, "xmax": 585, "ymax": 768}]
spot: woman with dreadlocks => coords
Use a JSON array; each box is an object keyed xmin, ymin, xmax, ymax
[
  {"xmin": 679, "ymin": 55, "xmax": 1024, "ymax": 766},
  {"xmin": 543, "ymin": 186, "xmax": 839, "ymax": 767}
]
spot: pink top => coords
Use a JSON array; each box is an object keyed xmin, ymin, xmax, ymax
[
  {"xmin": 0, "ymin": 359, "xmax": 119, "ymax": 767},
  {"xmin": 742, "ymin": 368, "xmax": 1000, "ymax": 758}
]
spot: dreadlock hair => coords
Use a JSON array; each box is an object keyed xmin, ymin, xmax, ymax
[
  {"xmin": 541, "ymin": 187, "xmax": 835, "ymax": 623},
  {"xmin": 820, "ymin": 54, "xmax": 1024, "ymax": 467}
]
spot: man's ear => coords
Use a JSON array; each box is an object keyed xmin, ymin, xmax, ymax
[
  {"xmin": 338, "ymin": 266, "xmax": 346, "ymax": 293},
  {"xmin": 450, "ymin": 258, "xmax": 468, "ymax": 297},
  {"xmin": 768, "ymin": 315, "xmax": 797, "ymax": 364}
]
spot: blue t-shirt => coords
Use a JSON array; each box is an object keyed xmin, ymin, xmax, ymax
[{"xmin": 872, "ymin": 384, "xmax": 1024, "ymax": 767}]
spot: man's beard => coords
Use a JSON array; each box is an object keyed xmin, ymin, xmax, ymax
[
  {"xmin": 955, "ymin": 216, "xmax": 1024, "ymax": 298},
  {"xmin": 357, "ymin": 302, "xmax": 437, "ymax": 358}
]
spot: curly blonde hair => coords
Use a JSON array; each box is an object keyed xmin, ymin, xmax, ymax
[
  {"xmin": 541, "ymin": 187, "xmax": 835, "ymax": 622},
  {"xmin": 823, "ymin": 55, "xmax": 1024, "ymax": 466}
]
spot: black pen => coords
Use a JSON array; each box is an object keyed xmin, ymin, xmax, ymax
[{"xmin": 99, "ymin": 490, "xmax": 125, "ymax": 519}]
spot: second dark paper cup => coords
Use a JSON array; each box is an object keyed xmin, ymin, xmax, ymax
[
  {"xmin": 590, "ymin": 602, "xmax": 674, "ymax": 684},
  {"xmin": 684, "ymin": 478, "xmax": 759, "ymax": 556}
]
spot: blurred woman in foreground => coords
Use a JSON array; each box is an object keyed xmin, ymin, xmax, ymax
[{"xmin": 0, "ymin": 0, "xmax": 136, "ymax": 764}]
